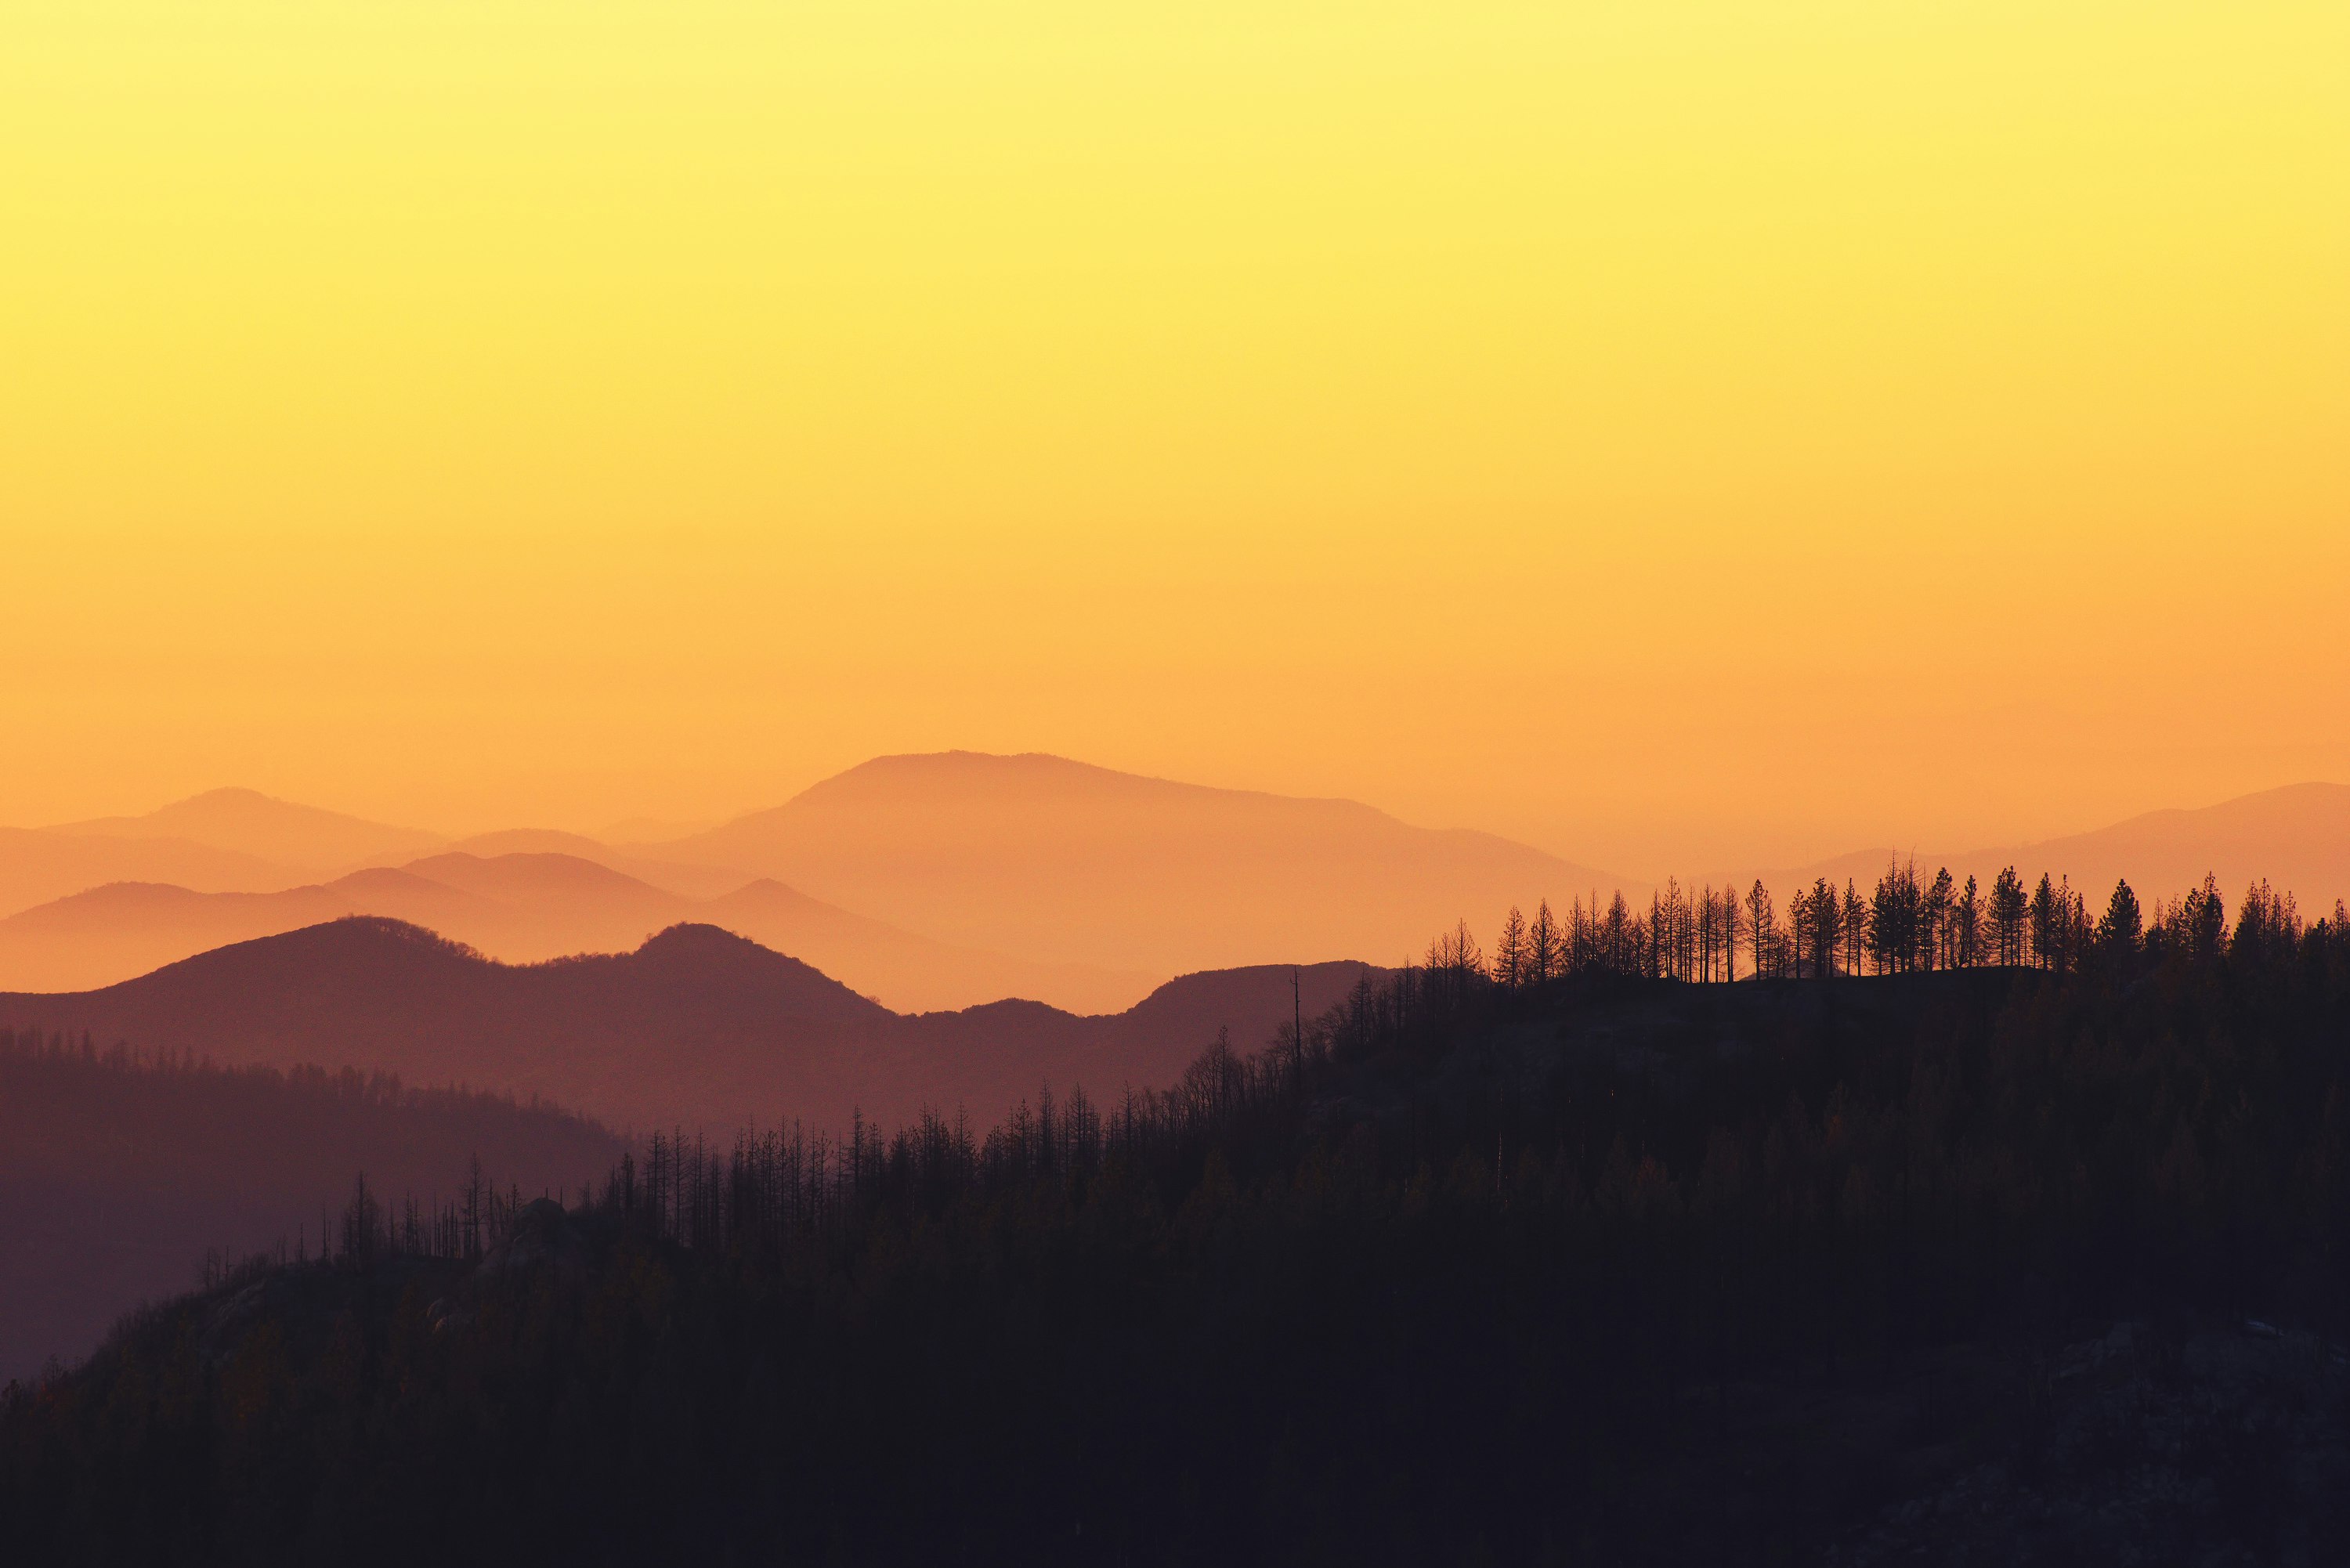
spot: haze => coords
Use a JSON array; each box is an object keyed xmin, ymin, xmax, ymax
[{"xmin": 4, "ymin": 1, "xmax": 2346, "ymax": 875}]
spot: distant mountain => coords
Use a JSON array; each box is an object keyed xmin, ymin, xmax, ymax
[
  {"xmin": 434, "ymin": 834, "xmax": 754, "ymax": 900},
  {"xmin": 1766, "ymin": 782, "xmax": 2350, "ymax": 912},
  {"xmin": 700, "ymin": 878, "xmax": 1154, "ymax": 1014},
  {"xmin": 0, "ymin": 853, "xmax": 1157, "ymax": 1012},
  {"xmin": 21, "ymin": 769, "xmax": 2341, "ymax": 990},
  {"xmin": 0, "ymin": 919, "xmax": 1380, "ymax": 1140},
  {"xmin": 445, "ymin": 827, "xmax": 614, "ymax": 858},
  {"xmin": 0, "ymin": 871, "xmax": 504, "ymax": 994},
  {"xmin": 0, "ymin": 879, "xmax": 482, "ymax": 1001},
  {"xmin": 0, "ymin": 1026, "xmax": 623, "ymax": 1381},
  {"xmin": 0, "ymin": 826, "xmax": 306, "ymax": 919},
  {"xmin": 48, "ymin": 787, "xmax": 445, "ymax": 873},
  {"xmin": 655, "ymin": 752, "xmax": 1631, "ymax": 975},
  {"xmin": 400, "ymin": 851, "xmax": 682, "ymax": 930},
  {"xmin": 601, "ymin": 814, "xmax": 719, "ymax": 844}
]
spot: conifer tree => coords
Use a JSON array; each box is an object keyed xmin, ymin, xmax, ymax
[
  {"xmin": 2097, "ymin": 879, "xmax": 2143, "ymax": 960},
  {"xmin": 1528, "ymin": 899, "xmax": 1562, "ymax": 984},
  {"xmin": 1495, "ymin": 906, "xmax": 1528, "ymax": 989},
  {"xmin": 2028, "ymin": 874, "xmax": 2061, "ymax": 970},
  {"xmin": 1745, "ymin": 881, "xmax": 1776, "ymax": 980},
  {"xmin": 1990, "ymin": 867, "xmax": 2029, "ymax": 966}
]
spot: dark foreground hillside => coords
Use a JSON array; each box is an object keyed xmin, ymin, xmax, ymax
[
  {"xmin": 0, "ymin": 1032, "xmax": 624, "ymax": 1382},
  {"xmin": 7, "ymin": 925, "xmax": 2350, "ymax": 1565}
]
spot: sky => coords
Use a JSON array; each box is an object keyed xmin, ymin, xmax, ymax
[{"xmin": 2, "ymin": 0, "xmax": 2345, "ymax": 876}]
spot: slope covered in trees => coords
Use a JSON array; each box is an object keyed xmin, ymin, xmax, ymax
[
  {"xmin": 0, "ymin": 1032, "xmax": 622, "ymax": 1381},
  {"xmin": 10, "ymin": 880, "xmax": 2348, "ymax": 1563}
]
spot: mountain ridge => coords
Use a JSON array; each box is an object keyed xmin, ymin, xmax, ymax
[
  {"xmin": 13, "ymin": 764, "xmax": 2344, "ymax": 999},
  {"xmin": 0, "ymin": 851, "xmax": 1154, "ymax": 1012},
  {"xmin": 0, "ymin": 916, "xmax": 1383, "ymax": 1139},
  {"xmin": 657, "ymin": 750, "xmax": 1634, "ymax": 974},
  {"xmin": 48, "ymin": 787, "xmax": 446, "ymax": 871}
]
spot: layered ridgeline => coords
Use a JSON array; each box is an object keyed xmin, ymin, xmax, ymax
[
  {"xmin": 0, "ymin": 851, "xmax": 1152, "ymax": 1013},
  {"xmin": 10, "ymin": 764, "xmax": 2347, "ymax": 1010},
  {"xmin": 645, "ymin": 750, "xmax": 1629, "ymax": 976},
  {"xmin": 0, "ymin": 1030, "xmax": 621, "ymax": 1382},
  {"xmin": 0, "ymin": 761, "xmax": 1614, "ymax": 1010},
  {"xmin": 0, "ymin": 919, "xmax": 1382, "ymax": 1139},
  {"xmin": 10, "ymin": 894, "xmax": 2349, "ymax": 1563}
]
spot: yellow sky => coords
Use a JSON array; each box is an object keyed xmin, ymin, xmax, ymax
[{"xmin": 2, "ymin": 1, "xmax": 2345, "ymax": 873}]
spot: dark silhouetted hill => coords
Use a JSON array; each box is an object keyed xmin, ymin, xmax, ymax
[
  {"xmin": 0, "ymin": 919, "xmax": 1380, "ymax": 1138},
  {"xmin": 0, "ymin": 1026, "xmax": 622, "ymax": 1382},
  {"xmin": 14, "ymin": 927, "xmax": 2350, "ymax": 1565}
]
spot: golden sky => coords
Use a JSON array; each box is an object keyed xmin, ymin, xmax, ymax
[{"xmin": 2, "ymin": 0, "xmax": 2345, "ymax": 873}]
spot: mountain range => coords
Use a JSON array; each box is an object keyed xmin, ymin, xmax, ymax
[
  {"xmin": 4, "ymin": 760, "xmax": 2344, "ymax": 1007},
  {"xmin": 0, "ymin": 758, "xmax": 1622, "ymax": 1006},
  {"xmin": 644, "ymin": 751, "xmax": 1625, "ymax": 974},
  {"xmin": 0, "ymin": 918, "xmax": 1382, "ymax": 1138},
  {"xmin": 49, "ymin": 788, "xmax": 445, "ymax": 873},
  {"xmin": 0, "ymin": 852, "xmax": 1148, "ymax": 1013}
]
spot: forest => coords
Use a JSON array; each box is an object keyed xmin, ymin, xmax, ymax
[
  {"xmin": 0, "ymin": 1031, "xmax": 622, "ymax": 1381},
  {"xmin": 3, "ymin": 865, "xmax": 2348, "ymax": 1563}
]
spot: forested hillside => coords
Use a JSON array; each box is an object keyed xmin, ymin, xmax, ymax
[
  {"xmin": 9, "ymin": 879, "xmax": 2348, "ymax": 1563},
  {"xmin": 0, "ymin": 1034, "xmax": 622, "ymax": 1381}
]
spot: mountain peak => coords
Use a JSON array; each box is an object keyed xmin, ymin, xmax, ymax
[
  {"xmin": 400, "ymin": 851, "xmax": 658, "ymax": 901},
  {"xmin": 172, "ymin": 786, "xmax": 280, "ymax": 807},
  {"xmin": 636, "ymin": 920, "xmax": 770, "ymax": 959},
  {"xmin": 663, "ymin": 753, "xmax": 1624, "ymax": 975},
  {"xmin": 796, "ymin": 751, "xmax": 1193, "ymax": 807}
]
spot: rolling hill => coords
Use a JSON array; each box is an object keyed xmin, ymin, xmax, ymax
[
  {"xmin": 437, "ymin": 829, "xmax": 750, "ymax": 899},
  {"xmin": 0, "ymin": 854, "xmax": 1155, "ymax": 1013},
  {"xmin": 0, "ymin": 918, "xmax": 1382, "ymax": 1138},
  {"xmin": 0, "ymin": 826, "xmax": 307, "ymax": 919}
]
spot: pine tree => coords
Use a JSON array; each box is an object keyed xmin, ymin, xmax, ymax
[
  {"xmin": 1745, "ymin": 881, "xmax": 1776, "ymax": 980},
  {"xmin": 1990, "ymin": 867, "xmax": 2029, "ymax": 966},
  {"xmin": 1495, "ymin": 906, "xmax": 1528, "ymax": 989},
  {"xmin": 1528, "ymin": 900, "xmax": 1562, "ymax": 985},
  {"xmin": 2097, "ymin": 879, "xmax": 2143, "ymax": 960},
  {"xmin": 2029, "ymin": 874, "xmax": 2059, "ymax": 970}
]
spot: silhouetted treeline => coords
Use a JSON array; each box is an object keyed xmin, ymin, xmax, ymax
[
  {"xmin": 5, "ymin": 875, "xmax": 2350, "ymax": 1564},
  {"xmin": 1478, "ymin": 864, "xmax": 2323, "ymax": 983}
]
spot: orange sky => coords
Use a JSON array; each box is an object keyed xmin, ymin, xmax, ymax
[{"xmin": 3, "ymin": 1, "xmax": 2345, "ymax": 876}]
